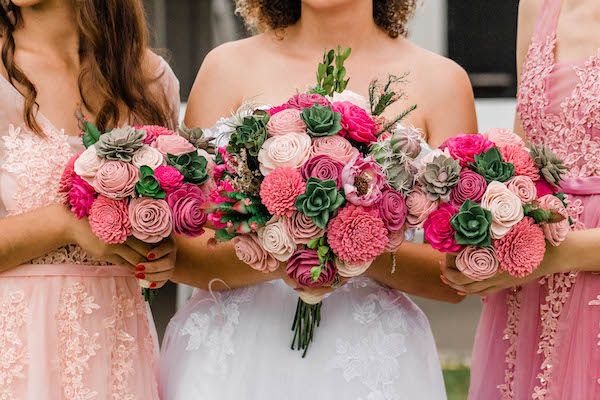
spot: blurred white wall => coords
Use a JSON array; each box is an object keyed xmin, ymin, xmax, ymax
[{"xmin": 408, "ymin": 0, "xmax": 448, "ymax": 55}]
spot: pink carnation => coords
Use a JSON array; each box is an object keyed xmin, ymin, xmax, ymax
[
  {"xmin": 286, "ymin": 93, "xmax": 331, "ymax": 110},
  {"xmin": 484, "ymin": 128, "xmax": 525, "ymax": 148},
  {"xmin": 137, "ymin": 125, "xmax": 176, "ymax": 145},
  {"xmin": 287, "ymin": 249, "xmax": 336, "ymax": 288},
  {"xmin": 154, "ymin": 165, "xmax": 184, "ymax": 192},
  {"xmin": 88, "ymin": 196, "xmax": 131, "ymax": 244},
  {"xmin": 495, "ymin": 217, "xmax": 546, "ymax": 277},
  {"xmin": 59, "ymin": 152, "xmax": 81, "ymax": 193},
  {"xmin": 450, "ymin": 169, "xmax": 488, "ymax": 206},
  {"xmin": 332, "ymin": 101, "xmax": 379, "ymax": 143},
  {"xmin": 328, "ymin": 205, "xmax": 389, "ymax": 265},
  {"xmin": 68, "ymin": 175, "xmax": 97, "ymax": 218},
  {"xmin": 440, "ymin": 134, "xmax": 494, "ymax": 167},
  {"xmin": 423, "ymin": 204, "xmax": 462, "ymax": 253},
  {"xmin": 129, "ymin": 197, "xmax": 173, "ymax": 243},
  {"xmin": 499, "ymin": 145, "xmax": 540, "ymax": 181},
  {"xmin": 232, "ymin": 234, "xmax": 279, "ymax": 273},
  {"xmin": 260, "ymin": 168, "xmax": 306, "ymax": 217},
  {"xmin": 268, "ymin": 103, "xmax": 291, "ymax": 116},
  {"xmin": 167, "ymin": 183, "xmax": 208, "ymax": 237}
]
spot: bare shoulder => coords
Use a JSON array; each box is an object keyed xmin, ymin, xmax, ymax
[{"xmin": 519, "ymin": 0, "xmax": 544, "ymax": 23}]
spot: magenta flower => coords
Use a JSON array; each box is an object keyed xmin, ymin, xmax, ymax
[
  {"xmin": 332, "ymin": 101, "xmax": 379, "ymax": 143},
  {"xmin": 68, "ymin": 175, "xmax": 97, "ymax": 218},
  {"xmin": 423, "ymin": 204, "xmax": 462, "ymax": 253},
  {"xmin": 286, "ymin": 249, "xmax": 336, "ymax": 288},
  {"xmin": 154, "ymin": 165, "xmax": 184, "ymax": 192},
  {"xmin": 167, "ymin": 183, "xmax": 208, "ymax": 237},
  {"xmin": 440, "ymin": 134, "xmax": 494, "ymax": 167}
]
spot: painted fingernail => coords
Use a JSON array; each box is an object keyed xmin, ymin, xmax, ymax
[
  {"xmin": 136, "ymin": 264, "xmax": 145, "ymax": 271},
  {"xmin": 440, "ymin": 275, "xmax": 449, "ymax": 284},
  {"xmin": 135, "ymin": 272, "xmax": 145, "ymax": 279},
  {"xmin": 150, "ymin": 282, "xmax": 157, "ymax": 288},
  {"xmin": 147, "ymin": 253, "xmax": 155, "ymax": 260},
  {"xmin": 457, "ymin": 291, "xmax": 466, "ymax": 296}
]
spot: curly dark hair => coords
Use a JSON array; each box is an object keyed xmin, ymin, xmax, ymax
[{"xmin": 235, "ymin": 0, "xmax": 418, "ymax": 38}]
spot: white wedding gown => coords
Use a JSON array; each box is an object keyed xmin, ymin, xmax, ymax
[{"xmin": 159, "ymin": 116, "xmax": 448, "ymax": 400}]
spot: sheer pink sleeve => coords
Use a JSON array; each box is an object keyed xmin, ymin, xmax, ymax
[{"xmin": 151, "ymin": 56, "xmax": 181, "ymax": 130}]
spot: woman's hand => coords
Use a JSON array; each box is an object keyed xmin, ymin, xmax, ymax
[{"xmin": 130, "ymin": 237, "xmax": 177, "ymax": 289}]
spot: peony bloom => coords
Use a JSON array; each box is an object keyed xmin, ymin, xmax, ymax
[
  {"xmin": 74, "ymin": 146, "xmax": 105, "ymax": 183},
  {"xmin": 282, "ymin": 212, "xmax": 325, "ymax": 245},
  {"xmin": 332, "ymin": 101, "xmax": 379, "ymax": 143},
  {"xmin": 423, "ymin": 204, "xmax": 462, "ymax": 253},
  {"xmin": 152, "ymin": 134, "xmax": 196, "ymax": 156},
  {"xmin": 499, "ymin": 145, "xmax": 540, "ymax": 181},
  {"xmin": 495, "ymin": 217, "xmax": 546, "ymax": 277},
  {"xmin": 301, "ymin": 155, "xmax": 344, "ymax": 189},
  {"xmin": 137, "ymin": 125, "xmax": 176, "ymax": 145},
  {"xmin": 260, "ymin": 168, "xmax": 306, "ymax": 217},
  {"xmin": 440, "ymin": 134, "xmax": 494, "ymax": 167},
  {"xmin": 232, "ymin": 234, "xmax": 279, "ymax": 273},
  {"xmin": 538, "ymin": 194, "xmax": 570, "ymax": 246},
  {"xmin": 59, "ymin": 151, "xmax": 81, "ymax": 193},
  {"xmin": 484, "ymin": 128, "xmax": 525, "ymax": 148},
  {"xmin": 506, "ymin": 176, "xmax": 537, "ymax": 204},
  {"xmin": 405, "ymin": 187, "xmax": 438, "ymax": 228},
  {"xmin": 455, "ymin": 246, "xmax": 499, "ymax": 281},
  {"xmin": 93, "ymin": 161, "xmax": 138, "ymax": 199},
  {"xmin": 481, "ymin": 181, "xmax": 524, "ymax": 239},
  {"xmin": 154, "ymin": 165, "xmax": 184, "ymax": 192},
  {"xmin": 167, "ymin": 183, "xmax": 207, "ymax": 237},
  {"xmin": 328, "ymin": 205, "xmax": 389, "ymax": 265},
  {"xmin": 88, "ymin": 196, "xmax": 131, "ymax": 244},
  {"xmin": 286, "ymin": 93, "xmax": 331, "ymax": 110},
  {"xmin": 257, "ymin": 132, "xmax": 312, "ymax": 175},
  {"xmin": 341, "ymin": 155, "xmax": 386, "ymax": 207},
  {"xmin": 287, "ymin": 249, "xmax": 336, "ymax": 288},
  {"xmin": 257, "ymin": 219, "xmax": 297, "ymax": 262},
  {"xmin": 129, "ymin": 197, "xmax": 173, "ymax": 243},
  {"xmin": 311, "ymin": 135, "xmax": 359, "ymax": 164},
  {"xmin": 378, "ymin": 188, "xmax": 408, "ymax": 232},
  {"xmin": 329, "ymin": 90, "xmax": 370, "ymax": 110},
  {"xmin": 68, "ymin": 175, "xmax": 97, "ymax": 218},
  {"xmin": 266, "ymin": 108, "xmax": 307, "ymax": 136},
  {"xmin": 131, "ymin": 145, "xmax": 165, "ymax": 170},
  {"xmin": 450, "ymin": 169, "xmax": 488, "ymax": 206}
]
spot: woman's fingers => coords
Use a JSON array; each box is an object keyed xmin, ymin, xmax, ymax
[
  {"xmin": 125, "ymin": 237, "xmax": 154, "ymax": 257},
  {"xmin": 441, "ymin": 267, "xmax": 475, "ymax": 286},
  {"xmin": 146, "ymin": 237, "xmax": 176, "ymax": 260},
  {"xmin": 104, "ymin": 254, "xmax": 131, "ymax": 268},
  {"xmin": 112, "ymin": 245, "xmax": 146, "ymax": 269}
]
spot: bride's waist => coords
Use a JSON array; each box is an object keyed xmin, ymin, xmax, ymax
[{"xmin": 0, "ymin": 263, "xmax": 132, "ymax": 277}]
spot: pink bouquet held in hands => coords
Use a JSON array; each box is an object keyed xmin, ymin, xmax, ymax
[
  {"xmin": 417, "ymin": 128, "xmax": 572, "ymax": 281},
  {"xmin": 206, "ymin": 47, "xmax": 425, "ymax": 357},
  {"xmin": 60, "ymin": 119, "xmax": 214, "ymax": 301}
]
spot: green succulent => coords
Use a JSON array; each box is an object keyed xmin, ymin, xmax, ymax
[
  {"xmin": 300, "ymin": 104, "xmax": 342, "ymax": 137},
  {"xmin": 471, "ymin": 147, "xmax": 515, "ymax": 183},
  {"xmin": 419, "ymin": 154, "xmax": 461, "ymax": 200},
  {"xmin": 228, "ymin": 115, "xmax": 269, "ymax": 158},
  {"xmin": 450, "ymin": 199, "xmax": 493, "ymax": 247},
  {"xmin": 295, "ymin": 178, "xmax": 345, "ymax": 229},
  {"xmin": 529, "ymin": 143, "xmax": 567, "ymax": 186},
  {"xmin": 95, "ymin": 126, "xmax": 146, "ymax": 162},
  {"xmin": 178, "ymin": 123, "xmax": 215, "ymax": 153},
  {"xmin": 135, "ymin": 166, "xmax": 166, "ymax": 199},
  {"xmin": 166, "ymin": 151, "xmax": 209, "ymax": 185}
]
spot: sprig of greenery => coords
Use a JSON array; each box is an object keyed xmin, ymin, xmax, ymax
[
  {"xmin": 369, "ymin": 74, "xmax": 407, "ymax": 116},
  {"xmin": 314, "ymin": 47, "xmax": 352, "ymax": 96},
  {"xmin": 306, "ymin": 236, "xmax": 332, "ymax": 283}
]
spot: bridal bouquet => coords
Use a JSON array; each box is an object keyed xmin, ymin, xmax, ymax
[
  {"xmin": 60, "ymin": 120, "xmax": 214, "ymax": 301},
  {"xmin": 417, "ymin": 129, "xmax": 571, "ymax": 281},
  {"xmin": 207, "ymin": 47, "xmax": 426, "ymax": 356}
]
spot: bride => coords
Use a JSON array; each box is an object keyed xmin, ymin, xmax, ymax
[{"xmin": 158, "ymin": 1, "xmax": 477, "ymax": 399}]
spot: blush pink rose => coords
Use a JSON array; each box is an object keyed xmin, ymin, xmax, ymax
[
  {"xmin": 499, "ymin": 145, "xmax": 540, "ymax": 181},
  {"xmin": 423, "ymin": 204, "xmax": 462, "ymax": 253},
  {"xmin": 332, "ymin": 101, "xmax": 379, "ymax": 143},
  {"xmin": 88, "ymin": 196, "xmax": 131, "ymax": 244},
  {"xmin": 283, "ymin": 212, "xmax": 324, "ymax": 245},
  {"xmin": 330, "ymin": 90, "xmax": 370, "ymax": 110},
  {"xmin": 152, "ymin": 135, "xmax": 196, "ymax": 156},
  {"xmin": 450, "ymin": 169, "xmax": 488, "ymax": 206},
  {"xmin": 378, "ymin": 188, "xmax": 408, "ymax": 232},
  {"xmin": 440, "ymin": 134, "xmax": 494, "ymax": 167},
  {"xmin": 538, "ymin": 194, "xmax": 570, "ymax": 246},
  {"xmin": 406, "ymin": 188, "xmax": 438, "ymax": 228},
  {"xmin": 129, "ymin": 197, "xmax": 173, "ymax": 243},
  {"xmin": 257, "ymin": 132, "xmax": 312, "ymax": 175},
  {"xmin": 481, "ymin": 181, "xmax": 524, "ymax": 239},
  {"xmin": 484, "ymin": 128, "xmax": 525, "ymax": 148},
  {"xmin": 167, "ymin": 183, "xmax": 207, "ymax": 237},
  {"xmin": 131, "ymin": 145, "xmax": 165, "ymax": 170},
  {"xmin": 266, "ymin": 108, "xmax": 307, "ymax": 136},
  {"xmin": 506, "ymin": 176, "xmax": 537, "ymax": 203},
  {"xmin": 311, "ymin": 135, "xmax": 359, "ymax": 164},
  {"xmin": 335, "ymin": 258, "xmax": 373, "ymax": 278},
  {"xmin": 93, "ymin": 161, "xmax": 138, "ymax": 199},
  {"xmin": 74, "ymin": 146, "xmax": 104, "ymax": 183},
  {"xmin": 68, "ymin": 175, "xmax": 97, "ymax": 218},
  {"xmin": 342, "ymin": 156, "xmax": 386, "ymax": 207},
  {"xmin": 257, "ymin": 219, "xmax": 297, "ymax": 262},
  {"xmin": 455, "ymin": 246, "xmax": 499, "ymax": 281},
  {"xmin": 287, "ymin": 249, "xmax": 336, "ymax": 288},
  {"xmin": 286, "ymin": 93, "xmax": 331, "ymax": 110},
  {"xmin": 232, "ymin": 234, "xmax": 279, "ymax": 273},
  {"xmin": 301, "ymin": 155, "xmax": 344, "ymax": 189},
  {"xmin": 154, "ymin": 165, "xmax": 184, "ymax": 192}
]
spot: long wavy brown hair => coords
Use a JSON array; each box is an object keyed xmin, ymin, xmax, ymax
[
  {"xmin": 0, "ymin": 0, "xmax": 173, "ymax": 135},
  {"xmin": 235, "ymin": 0, "xmax": 418, "ymax": 38}
]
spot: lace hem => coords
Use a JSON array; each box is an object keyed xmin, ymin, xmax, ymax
[
  {"xmin": 30, "ymin": 244, "xmax": 108, "ymax": 266},
  {"xmin": 498, "ymin": 288, "xmax": 522, "ymax": 400}
]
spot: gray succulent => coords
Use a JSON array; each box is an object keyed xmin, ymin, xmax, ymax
[
  {"xmin": 419, "ymin": 154, "xmax": 461, "ymax": 200},
  {"xmin": 179, "ymin": 123, "xmax": 215, "ymax": 153},
  {"xmin": 529, "ymin": 143, "xmax": 567, "ymax": 185},
  {"xmin": 95, "ymin": 126, "xmax": 146, "ymax": 162}
]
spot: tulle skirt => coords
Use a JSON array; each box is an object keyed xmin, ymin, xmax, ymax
[
  {"xmin": 160, "ymin": 278, "xmax": 447, "ymax": 400},
  {"xmin": 0, "ymin": 263, "xmax": 160, "ymax": 400}
]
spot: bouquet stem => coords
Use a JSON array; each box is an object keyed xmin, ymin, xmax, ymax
[
  {"xmin": 142, "ymin": 288, "xmax": 158, "ymax": 304},
  {"xmin": 290, "ymin": 298, "xmax": 322, "ymax": 358}
]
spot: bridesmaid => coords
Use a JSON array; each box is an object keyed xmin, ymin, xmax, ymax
[
  {"xmin": 0, "ymin": 0, "xmax": 178, "ymax": 398},
  {"xmin": 443, "ymin": 0, "xmax": 600, "ymax": 398}
]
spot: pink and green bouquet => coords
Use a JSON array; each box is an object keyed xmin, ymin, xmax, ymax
[
  {"xmin": 207, "ymin": 47, "xmax": 426, "ymax": 356},
  {"xmin": 60, "ymin": 120, "xmax": 214, "ymax": 301},
  {"xmin": 416, "ymin": 129, "xmax": 572, "ymax": 281}
]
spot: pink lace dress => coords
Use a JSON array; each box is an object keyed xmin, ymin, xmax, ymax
[
  {"xmin": 469, "ymin": 1, "xmax": 600, "ymax": 399},
  {"xmin": 0, "ymin": 58, "xmax": 179, "ymax": 399}
]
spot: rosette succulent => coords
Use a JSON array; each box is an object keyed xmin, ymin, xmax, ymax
[
  {"xmin": 450, "ymin": 199, "xmax": 493, "ymax": 247},
  {"xmin": 370, "ymin": 131, "xmax": 419, "ymax": 194},
  {"xmin": 295, "ymin": 178, "xmax": 345, "ymax": 229},
  {"xmin": 529, "ymin": 143, "xmax": 567, "ymax": 186},
  {"xmin": 135, "ymin": 166, "xmax": 166, "ymax": 199},
  {"xmin": 95, "ymin": 126, "xmax": 146, "ymax": 162},
  {"xmin": 471, "ymin": 147, "xmax": 515, "ymax": 183},
  {"xmin": 418, "ymin": 154, "xmax": 461, "ymax": 200},
  {"xmin": 300, "ymin": 104, "xmax": 342, "ymax": 137},
  {"xmin": 179, "ymin": 123, "xmax": 214, "ymax": 152},
  {"xmin": 228, "ymin": 115, "xmax": 269, "ymax": 158},
  {"xmin": 166, "ymin": 151, "xmax": 209, "ymax": 185}
]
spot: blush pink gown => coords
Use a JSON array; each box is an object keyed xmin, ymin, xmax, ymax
[
  {"xmin": 0, "ymin": 57, "xmax": 179, "ymax": 399},
  {"xmin": 469, "ymin": 1, "xmax": 600, "ymax": 399}
]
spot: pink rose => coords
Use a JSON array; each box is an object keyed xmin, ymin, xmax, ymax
[
  {"xmin": 152, "ymin": 135, "xmax": 196, "ymax": 156},
  {"xmin": 450, "ymin": 169, "xmax": 488, "ymax": 206},
  {"xmin": 266, "ymin": 108, "xmax": 307, "ymax": 136},
  {"xmin": 481, "ymin": 181, "xmax": 524, "ymax": 239},
  {"xmin": 332, "ymin": 101, "xmax": 379, "ymax": 143},
  {"xmin": 129, "ymin": 197, "xmax": 172, "ymax": 243},
  {"xmin": 287, "ymin": 249, "xmax": 336, "ymax": 288},
  {"xmin": 88, "ymin": 196, "xmax": 131, "ymax": 244},
  {"xmin": 257, "ymin": 133, "xmax": 311, "ymax": 175},
  {"xmin": 440, "ymin": 134, "xmax": 494, "ymax": 167},
  {"xmin": 538, "ymin": 194, "xmax": 570, "ymax": 246},
  {"xmin": 330, "ymin": 90, "xmax": 370, "ymax": 110},
  {"xmin": 167, "ymin": 183, "xmax": 207, "ymax": 237},
  {"xmin": 154, "ymin": 165, "xmax": 184, "ymax": 192},
  {"xmin": 484, "ymin": 128, "xmax": 525, "ymax": 148},
  {"xmin": 507, "ymin": 176, "xmax": 537, "ymax": 203},
  {"xmin": 379, "ymin": 188, "xmax": 408, "ymax": 232},
  {"xmin": 342, "ymin": 156, "xmax": 386, "ymax": 207},
  {"xmin": 423, "ymin": 204, "xmax": 462, "ymax": 253},
  {"xmin": 301, "ymin": 155, "xmax": 344, "ymax": 189},
  {"xmin": 232, "ymin": 234, "xmax": 279, "ymax": 273},
  {"xmin": 68, "ymin": 175, "xmax": 97, "ymax": 218},
  {"xmin": 137, "ymin": 125, "xmax": 176, "ymax": 145},
  {"xmin": 283, "ymin": 212, "xmax": 324, "ymax": 245},
  {"xmin": 311, "ymin": 135, "xmax": 359, "ymax": 164},
  {"xmin": 499, "ymin": 145, "xmax": 540, "ymax": 181},
  {"xmin": 335, "ymin": 258, "xmax": 373, "ymax": 278},
  {"xmin": 286, "ymin": 93, "xmax": 331, "ymax": 110},
  {"xmin": 131, "ymin": 145, "xmax": 165, "ymax": 169},
  {"xmin": 93, "ymin": 161, "xmax": 138, "ymax": 199},
  {"xmin": 257, "ymin": 219, "xmax": 296, "ymax": 262},
  {"xmin": 455, "ymin": 246, "xmax": 499, "ymax": 281},
  {"xmin": 74, "ymin": 146, "xmax": 105, "ymax": 183},
  {"xmin": 406, "ymin": 188, "xmax": 438, "ymax": 228}
]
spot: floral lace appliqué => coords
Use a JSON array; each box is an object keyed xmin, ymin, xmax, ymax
[
  {"xmin": 0, "ymin": 291, "xmax": 31, "ymax": 400},
  {"xmin": 56, "ymin": 283, "xmax": 101, "ymax": 400},
  {"xmin": 498, "ymin": 289, "xmax": 522, "ymax": 400}
]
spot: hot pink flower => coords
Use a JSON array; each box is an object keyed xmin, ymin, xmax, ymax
[
  {"xmin": 301, "ymin": 155, "xmax": 344, "ymax": 189},
  {"xmin": 137, "ymin": 125, "xmax": 176, "ymax": 145},
  {"xmin": 129, "ymin": 197, "xmax": 173, "ymax": 243},
  {"xmin": 455, "ymin": 246, "xmax": 499, "ymax": 281},
  {"xmin": 260, "ymin": 168, "xmax": 306, "ymax": 217},
  {"xmin": 68, "ymin": 175, "xmax": 97, "ymax": 218},
  {"xmin": 440, "ymin": 134, "xmax": 494, "ymax": 167},
  {"xmin": 286, "ymin": 93, "xmax": 331, "ymax": 110},
  {"xmin": 59, "ymin": 152, "xmax": 81, "ymax": 193},
  {"xmin": 423, "ymin": 204, "xmax": 462, "ymax": 253},
  {"xmin": 499, "ymin": 145, "xmax": 540, "ymax": 181},
  {"xmin": 328, "ymin": 205, "xmax": 389, "ymax": 265},
  {"xmin": 232, "ymin": 234, "xmax": 279, "ymax": 273},
  {"xmin": 495, "ymin": 217, "xmax": 546, "ymax": 277},
  {"xmin": 287, "ymin": 249, "xmax": 336, "ymax": 288},
  {"xmin": 342, "ymin": 155, "xmax": 386, "ymax": 207},
  {"xmin": 154, "ymin": 165, "xmax": 184, "ymax": 192},
  {"xmin": 88, "ymin": 196, "xmax": 131, "ymax": 244},
  {"xmin": 378, "ymin": 188, "xmax": 408, "ymax": 232},
  {"xmin": 167, "ymin": 183, "xmax": 207, "ymax": 237},
  {"xmin": 332, "ymin": 101, "xmax": 379, "ymax": 143},
  {"xmin": 450, "ymin": 169, "xmax": 488, "ymax": 206},
  {"xmin": 268, "ymin": 103, "xmax": 291, "ymax": 116},
  {"xmin": 536, "ymin": 178, "xmax": 556, "ymax": 197}
]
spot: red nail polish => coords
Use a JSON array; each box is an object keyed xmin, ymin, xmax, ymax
[
  {"xmin": 135, "ymin": 272, "xmax": 145, "ymax": 279},
  {"xmin": 136, "ymin": 264, "xmax": 145, "ymax": 271},
  {"xmin": 147, "ymin": 253, "xmax": 155, "ymax": 260},
  {"xmin": 457, "ymin": 291, "xmax": 466, "ymax": 296},
  {"xmin": 150, "ymin": 282, "xmax": 157, "ymax": 288}
]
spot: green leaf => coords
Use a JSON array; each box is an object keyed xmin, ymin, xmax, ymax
[
  {"xmin": 317, "ymin": 245, "xmax": 329, "ymax": 259},
  {"xmin": 311, "ymin": 266, "xmax": 323, "ymax": 282},
  {"xmin": 307, "ymin": 237, "xmax": 320, "ymax": 250},
  {"xmin": 82, "ymin": 121, "xmax": 102, "ymax": 148},
  {"xmin": 139, "ymin": 165, "xmax": 154, "ymax": 177}
]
